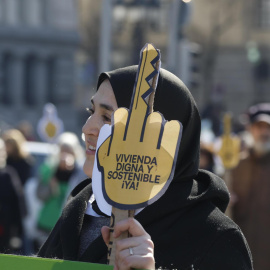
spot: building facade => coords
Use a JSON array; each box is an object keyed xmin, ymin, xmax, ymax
[
  {"xmin": 186, "ymin": 0, "xmax": 270, "ymax": 118},
  {"xmin": 0, "ymin": 0, "xmax": 80, "ymax": 137}
]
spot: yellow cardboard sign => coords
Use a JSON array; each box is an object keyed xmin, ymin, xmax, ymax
[
  {"xmin": 97, "ymin": 44, "xmax": 182, "ymax": 210},
  {"xmin": 218, "ymin": 113, "xmax": 240, "ymax": 169}
]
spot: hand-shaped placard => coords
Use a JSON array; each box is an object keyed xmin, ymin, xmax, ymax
[
  {"xmin": 97, "ymin": 43, "xmax": 182, "ymax": 210},
  {"xmin": 218, "ymin": 113, "xmax": 240, "ymax": 169}
]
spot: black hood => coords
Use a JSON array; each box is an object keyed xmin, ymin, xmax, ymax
[
  {"xmin": 97, "ymin": 65, "xmax": 201, "ymax": 182},
  {"xmin": 97, "ymin": 65, "xmax": 229, "ymax": 214},
  {"xmin": 37, "ymin": 66, "xmax": 248, "ymax": 270}
]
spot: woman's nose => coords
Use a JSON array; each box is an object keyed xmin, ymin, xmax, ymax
[{"xmin": 82, "ymin": 115, "xmax": 101, "ymax": 137}]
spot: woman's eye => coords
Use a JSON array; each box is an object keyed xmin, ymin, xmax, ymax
[
  {"xmin": 103, "ymin": 115, "xmax": 111, "ymax": 122},
  {"xmin": 86, "ymin": 107, "xmax": 94, "ymax": 115}
]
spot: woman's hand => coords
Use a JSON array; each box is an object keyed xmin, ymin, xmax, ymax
[{"xmin": 101, "ymin": 218, "xmax": 155, "ymax": 270}]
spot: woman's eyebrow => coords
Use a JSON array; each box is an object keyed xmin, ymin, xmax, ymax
[
  {"xmin": 91, "ymin": 98, "xmax": 114, "ymax": 112},
  {"xmin": 100, "ymin": 103, "xmax": 114, "ymax": 111}
]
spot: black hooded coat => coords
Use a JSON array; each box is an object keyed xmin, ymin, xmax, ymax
[{"xmin": 38, "ymin": 66, "xmax": 253, "ymax": 269}]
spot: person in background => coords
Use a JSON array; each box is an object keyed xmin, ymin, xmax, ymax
[
  {"xmin": 199, "ymin": 142, "xmax": 215, "ymax": 172},
  {"xmin": 0, "ymin": 137, "xmax": 27, "ymax": 254},
  {"xmin": 231, "ymin": 103, "xmax": 270, "ymax": 270},
  {"xmin": 199, "ymin": 120, "xmax": 224, "ymax": 176},
  {"xmin": 36, "ymin": 132, "xmax": 86, "ymax": 244},
  {"xmin": 2, "ymin": 129, "xmax": 33, "ymax": 186}
]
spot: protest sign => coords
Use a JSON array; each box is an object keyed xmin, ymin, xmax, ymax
[
  {"xmin": 218, "ymin": 113, "xmax": 240, "ymax": 217},
  {"xmin": 218, "ymin": 113, "xmax": 240, "ymax": 170},
  {"xmin": 97, "ymin": 43, "xmax": 182, "ymax": 210},
  {"xmin": 37, "ymin": 103, "xmax": 64, "ymax": 143}
]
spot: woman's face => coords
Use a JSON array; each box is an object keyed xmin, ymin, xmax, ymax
[{"xmin": 82, "ymin": 80, "xmax": 118, "ymax": 178}]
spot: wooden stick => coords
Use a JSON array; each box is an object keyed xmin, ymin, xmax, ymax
[{"xmin": 107, "ymin": 208, "xmax": 134, "ymax": 265}]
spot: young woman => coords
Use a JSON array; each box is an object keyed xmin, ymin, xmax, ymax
[{"xmin": 38, "ymin": 66, "xmax": 253, "ymax": 270}]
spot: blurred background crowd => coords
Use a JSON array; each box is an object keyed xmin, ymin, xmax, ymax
[{"xmin": 0, "ymin": 0, "xmax": 270, "ymax": 269}]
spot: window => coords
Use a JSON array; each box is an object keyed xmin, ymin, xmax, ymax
[
  {"xmin": 47, "ymin": 58, "xmax": 56, "ymax": 103},
  {"xmin": 1, "ymin": 53, "xmax": 13, "ymax": 104},
  {"xmin": 20, "ymin": 0, "xmax": 42, "ymax": 26},
  {"xmin": 24, "ymin": 55, "xmax": 37, "ymax": 106},
  {"xmin": 0, "ymin": 0, "xmax": 6, "ymax": 24},
  {"xmin": 258, "ymin": 0, "xmax": 270, "ymax": 28},
  {"xmin": 5, "ymin": 0, "xmax": 19, "ymax": 25}
]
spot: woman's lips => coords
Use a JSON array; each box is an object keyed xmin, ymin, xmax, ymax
[{"xmin": 86, "ymin": 144, "xmax": 96, "ymax": 155}]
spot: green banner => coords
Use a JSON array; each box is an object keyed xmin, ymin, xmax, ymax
[{"xmin": 0, "ymin": 254, "xmax": 113, "ymax": 270}]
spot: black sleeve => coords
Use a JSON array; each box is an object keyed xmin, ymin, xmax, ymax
[
  {"xmin": 37, "ymin": 218, "xmax": 64, "ymax": 259},
  {"xmin": 199, "ymin": 229, "xmax": 253, "ymax": 270}
]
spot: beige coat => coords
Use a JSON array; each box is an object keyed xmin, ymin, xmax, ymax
[{"xmin": 231, "ymin": 150, "xmax": 270, "ymax": 270}]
